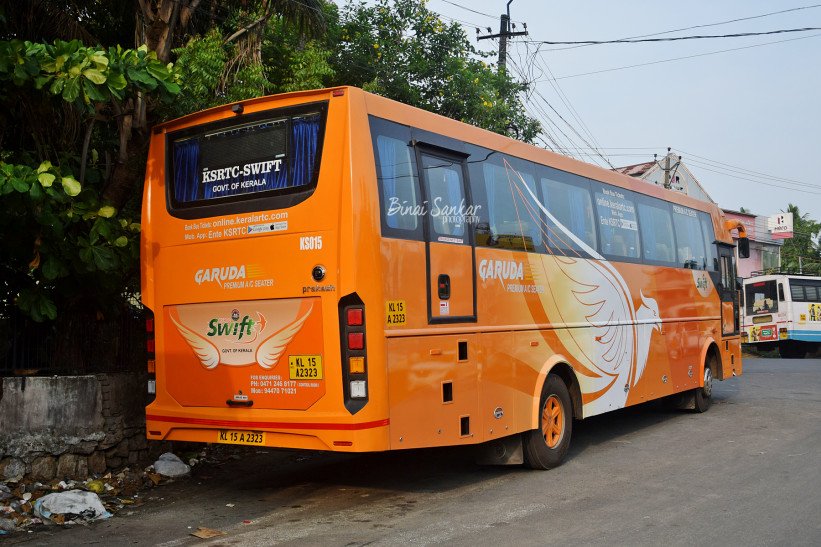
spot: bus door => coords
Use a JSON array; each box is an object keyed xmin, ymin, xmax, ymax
[
  {"xmin": 416, "ymin": 147, "xmax": 477, "ymax": 323},
  {"xmin": 718, "ymin": 244, "xmax": 739, "ymax": 335}
]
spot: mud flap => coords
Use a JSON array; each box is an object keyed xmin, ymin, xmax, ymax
[{"xmin": 474, "ymin": 434, "xmax": 524, "ymax": 465}]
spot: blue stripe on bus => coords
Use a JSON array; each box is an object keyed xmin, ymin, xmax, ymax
[{"xmin": 787, "ymin": 330, "xmax": 821, "ymax": 341}]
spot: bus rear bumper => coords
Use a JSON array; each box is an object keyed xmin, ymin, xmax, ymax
[{"xmin": 145, "ymin": 409, "xmax": 391, "ymax": 452}]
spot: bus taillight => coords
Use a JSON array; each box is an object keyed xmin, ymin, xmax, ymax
[
  {"xmin": 339, "ymin": 293, "xmax": 368, "ymax": 414},
  {"xmin": 145, "ymin": 310, "xmax": 156, "ymax": 398}
]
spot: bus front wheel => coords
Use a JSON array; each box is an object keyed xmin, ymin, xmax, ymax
[
  {"xmin": 523, "ymin": 374, "xmax": 572, "ymax": 470},
  {"xmin": 693, "ymin": 357, "xmax": 714, "ymax": 413}
]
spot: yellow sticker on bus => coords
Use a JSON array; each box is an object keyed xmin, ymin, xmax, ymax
[
  {"xmin": 386, "ymin": 300, "xmax": 406, "ymax": 326},
  {"xmin": 288, "ymin": 355, "xmax": 323, "ymax": 380}
]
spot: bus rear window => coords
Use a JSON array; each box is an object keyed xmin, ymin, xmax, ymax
[
  {"xmin": 746, "ymin": 280, "xmax": 778, "ymax": 314},
  {"xmin": 168, "ymin": 105, "xmax": 325, "ymax": 210}
]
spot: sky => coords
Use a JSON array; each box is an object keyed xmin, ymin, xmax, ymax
[{"xmin": 332, "ymin": 0, "xmax": 821, "ymax": 222}]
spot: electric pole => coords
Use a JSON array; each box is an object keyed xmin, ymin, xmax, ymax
[
  {"xmin": 477, "ymin": 0, "xmax": 528, "ymax": 72},
  {"xmin": 655, "ymin": 147, "xmax": 681, "ymax": 190}
]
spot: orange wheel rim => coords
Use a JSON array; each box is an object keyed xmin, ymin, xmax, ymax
[{"xmin": 542, "ymin": 395, "xmax": 564, "ymax": 448}]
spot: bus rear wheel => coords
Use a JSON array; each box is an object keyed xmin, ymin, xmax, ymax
[
  {"xmin": 523, "ymin": 374, "xmax": 572, "ymax": 469},
  {"xmin": 779, "ymin": 341, "xmax": 807, "ymax": 359}
]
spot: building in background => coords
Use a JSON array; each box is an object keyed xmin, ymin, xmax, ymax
[
  {"xmin": 722, "ymin": 209, "xmax": 781, "ymax": 277},
  {"xmin": 616, "ymin": 151, "xmax": 781, "ymax": 277}
]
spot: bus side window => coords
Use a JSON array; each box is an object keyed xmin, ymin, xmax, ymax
[
  {"xmin": 672, "ymin": 206, "xmax": 707, "ymax": 270},
  {"xmin": 637, "ymin": 199, "xmax": 675, "ymax": 265},
  {"xmin": 540, "ymin": 171, "xmax": 597, "ymax": 253},
  {"xmin": 479, "ymin": 160, "xmax": 541, "ymax": 252},
  {"xmin": 778, "ymin": 283, "xmax": 785, "ymax": 302},
  {"xmin": 699, "ymin": 213, "xmax": 719, "ymax": 271},
  {"xmin": 376, "ymin": 135, "xmax": 419, "ymax": 231},
  {"xmin": 594, "ymin": 184, "xmax": 640, "ymax": 260}
]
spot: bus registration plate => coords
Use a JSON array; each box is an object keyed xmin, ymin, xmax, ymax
[
  {"xmin": 289, "ymin": 355, "xmax": 323, "ymax": 380},
  {"xmin": 217, "ymin": 430, "xmax": 266, "ymax": 446}
]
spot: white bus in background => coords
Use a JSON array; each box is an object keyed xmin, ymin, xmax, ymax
[{"xmin": 742, "ymin": 272, "xmax": 821, "ymax": 358}]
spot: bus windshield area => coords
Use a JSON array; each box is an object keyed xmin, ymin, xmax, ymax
[{"xmin": 746, "ymin": 280, "xmax": 778, "ymax": 314}]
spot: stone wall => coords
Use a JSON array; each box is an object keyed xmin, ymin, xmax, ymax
[{"xmin": 0, "ymin": 373, "xmax": 163, "ymax": 481}]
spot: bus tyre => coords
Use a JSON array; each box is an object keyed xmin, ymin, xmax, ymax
[
  {"xmin": 779, "ymin": 341, "xmax": 806, "ymax": 359},
  {"xmin": 523, "ymin": 375, "xmax": 572, "ymax": 470},
  {"xmin": 693, "ymin": 358, "xmax": 714, "ymax": 413}
]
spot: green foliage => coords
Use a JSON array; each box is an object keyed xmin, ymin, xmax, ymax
[
  {"xmin": 332, "ymin": 0, "xmax": 541, "ymax": 142},
  {"xmin": 169, "ymin": 29, "xmax": 227, "ymax": 115},
  {"xmin": 0, "ymin": 39, "xmax": 180, "ymax": 111},
  {"xmin": 779, "ymin": 204, "xmax": 821, "ymax": 274},
  {"xmin": 170, "ymin": 15, "xmax": 336, "ymax": 118},
  {"xmin": 0, "ymin": 39, "xmax": 177, "ymax": 320}
]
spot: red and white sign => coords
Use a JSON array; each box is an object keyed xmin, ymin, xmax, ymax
[{"xmin": 768, "ymin": 213, "xmax": 793, "ymax": 240}]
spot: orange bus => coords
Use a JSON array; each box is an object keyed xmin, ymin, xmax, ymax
[{"xmin": 142, "ymin": 86, "xmax": 749, "ymax": 469}]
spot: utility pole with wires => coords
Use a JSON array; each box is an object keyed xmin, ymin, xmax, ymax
[
  {"xmin": 654, "ymin": 147, "xmax": 682, "ymax": 190},
  {"xmin": 477, "ymin": 0, "xmax": 528, "ymax": 72}
]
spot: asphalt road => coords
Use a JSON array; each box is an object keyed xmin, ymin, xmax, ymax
[{"xmin": 13, "ymin": 357, "xmax": 821, "ymax": 546}]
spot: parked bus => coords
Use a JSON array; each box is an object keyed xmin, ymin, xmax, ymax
[
  {"xmin": 742, "ymin": 272, "xmax": 821, "ymax": 358},
  {"xmin": 141, "ymin": 87, "xmax": 749, "ymax": 469}
]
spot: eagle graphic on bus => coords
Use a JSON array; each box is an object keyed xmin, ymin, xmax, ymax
[{"xmin": 511, "ymin": 164, "xmax": 662, "ymax": 416}]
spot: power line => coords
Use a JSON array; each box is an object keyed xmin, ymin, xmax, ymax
[
  {"xmin": 436, "ymin": 0, "xmax": 525, "ymax": 25},
  {"xmin": 526, "ymin": 27, "xmax": 821, "ymax": 46},
  {"xmin": 539, "ymin": 3, "xmax": 821, "ymax": 52},
  {"xmin": 508, "ymin": 56, "xmax": 614, "ymax": 168},
  {"xmin": 526, "ymin": 43, "xmax": 611, "ymax": 166},
  {"xmin": 673, "ymin": 148, "xmax": 818, "ymax": 188},
  {"xmin": 686, "ymin": 163, "xmax": 821, "ymax": 196},
  {"xmin": 543, "ymin": 32, "xmax": 821, "ymax": 80}
]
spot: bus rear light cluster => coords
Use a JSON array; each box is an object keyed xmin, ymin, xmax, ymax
[
  {"xmin": 146, "ymin": 312, "xmax": 156, "ymax": 397},
  {"xmin": 339, "ymin": 293, "xmax": 368, "ymax": 414}
]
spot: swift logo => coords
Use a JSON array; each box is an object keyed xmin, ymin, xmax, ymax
[{"xmin": 195, "ymin": 265, "xmax": 246, "ymax": 287}]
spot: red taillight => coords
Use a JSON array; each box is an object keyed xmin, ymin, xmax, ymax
[
  {"xmin": 340, "ymin": 296, "xmax": 368, "ymax": 410},
  {"xmin": 348, "ymin": 332, "xmax": 364, "ymax": 350},
  {"xmin": 347, "ymin": 308, "xmax": 363, "ymax": 326},
  {"xmin": 332, "ymin": 89, "xmax": 345, "ymax": 97},
  {"xmin": 145, "ymin": 309, "xmax": 156, "ymax": 399}
]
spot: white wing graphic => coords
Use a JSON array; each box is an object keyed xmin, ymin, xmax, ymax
[
  {"xmin": 510, "ymin": 165, "xmax": 660, "ymax": 416},
  {"xmin": 256, "ymin": 303, "xmax": 313, "ymax": 369},
  {"xmin": 170, "ymin": 314, "xmax": 220, "ymax": 369}
]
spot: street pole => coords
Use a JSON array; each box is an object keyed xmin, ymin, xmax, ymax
[{"xmin": 477, "ymin": 1, "xmax": 528, "ymax": 73}]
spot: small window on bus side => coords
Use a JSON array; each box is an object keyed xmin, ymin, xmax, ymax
[
  {"xmin": 420, "ymin": 153, "xmax": 466, "ymax": 240},
  {"xmin": 699, "ymin": 213, "xmax": 719, "ymax": 271},
  {"xmin": 672, "ymin": 205, "xmax": 707, "ymax": 269},
  {"xmin": 376, "ymin": 135, "xmax": 419, "ymax": 231},
  {"xmin": 637, "ymin": 199, "xmax": 675, "ymax": 265},
  {"xmin": 594, "ymin": 184, "xmax": 640, "ymax": 260},
  {"xmin": 540, "ymin": 171, "xmax": 597, "ymax": 253},
  {"xmin": 481, "ymin": 160, "xmax": 542, "ymax": 252}
]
